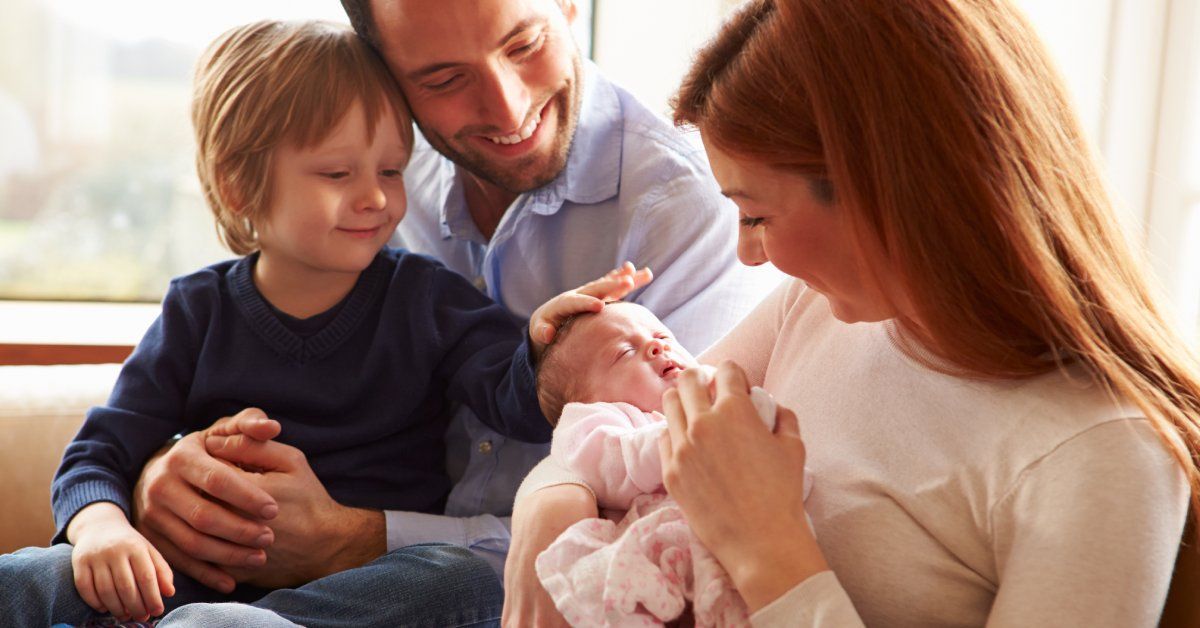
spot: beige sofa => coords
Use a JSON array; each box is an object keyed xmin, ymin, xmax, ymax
[
  {"xmin": 1, "ymin": 363, "xmax": 1195, "ymax": 624},
  {"xmin": 0, "ymin": 364, "xmax": 119, "ymax": 553}
]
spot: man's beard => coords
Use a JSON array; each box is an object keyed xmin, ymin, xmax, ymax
[{"xmin": 416, "ymin": 55, "xmax": 584, "ymax": 195}]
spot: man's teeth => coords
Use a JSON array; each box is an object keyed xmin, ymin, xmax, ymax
[{"xmin": 487, "ymin": 113, "xmax": 541, "ymax": 145}]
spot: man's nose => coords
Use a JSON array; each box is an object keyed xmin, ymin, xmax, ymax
[{"xmin": 477, "ymin": 65, "xmax": 531, "ymax": 133}]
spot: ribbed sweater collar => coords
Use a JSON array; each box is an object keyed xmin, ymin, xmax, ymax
[{"xmin": 227, "ymin": 253, "xmax": 388, "ymax": 364}]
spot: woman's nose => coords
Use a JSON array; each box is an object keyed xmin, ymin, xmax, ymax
[{"xmin": 737, "ymin": 226, "xmax": 769, "ymax": 266}]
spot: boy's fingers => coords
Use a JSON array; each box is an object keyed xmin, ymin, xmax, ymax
[
  {"xmin": 113, "ymin": 559, "xmax": 147, "ymax": 620},
  {"xmin": 94, "ymin": 565, "xmax": 126, "ymax": 620},
  {"xmin": 149, "ymin": 545, "xmax": 176, "ymax": 598},
  {"xmin": 73, "ymin": 565, "xmax": 105, "ymax": 613},
  {"xmin": 132, "ymin": 551, "xmax": 165, "ymax": 618}
]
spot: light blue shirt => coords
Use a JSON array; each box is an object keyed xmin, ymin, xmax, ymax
[{"xmin": 384, "ymin": 62, "xmax": 780, "ymax": 576}]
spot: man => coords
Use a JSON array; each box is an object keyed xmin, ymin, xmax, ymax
[{"xmin": 132, "ymin": 0, "xmax": 774, "ymax": 624}]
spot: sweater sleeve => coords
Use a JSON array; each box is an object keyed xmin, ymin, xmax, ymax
[
  {"xmin": 551, "ymin": 403, "xmax": 666, "ymax": 509},
  {"xmin": 698, "ymin": 279, "xmax": 799, "ymax": 387},
  {"xmin": 985, "ymin": 417, "xmax": 1188, "ymax": 626},
  {"xmin": 50, "ymin": 279, "xmax": 204, "ymax": 543},
  {"xmin": 429, "ymin": 265, "xmax": 552, "ymax": 444}
]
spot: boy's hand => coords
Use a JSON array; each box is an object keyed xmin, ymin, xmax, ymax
[
  {"xmin": 68, "ymin": 502, "xmax": 175, "ymax": 622},
  {"xmin": 529, "ymin": 262, "xmax": 654, "ymax": 357}
]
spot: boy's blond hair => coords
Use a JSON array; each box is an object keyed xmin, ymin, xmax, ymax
[{"xmin": 193, "ymin": 20, "xmax": 414, "ymax": 255}]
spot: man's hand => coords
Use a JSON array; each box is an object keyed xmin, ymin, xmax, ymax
[
  {"xmin": 132, "ymin": 409, "xmax": 282, "ymax": 593},
  {"xmin": 203, "ymin": 430, "xmax": 387, "ymax": 589},
  {"xmin": 502, "ymin": 484, "xmax": 598, "ymax": 627}
]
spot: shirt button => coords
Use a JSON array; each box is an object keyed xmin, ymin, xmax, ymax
[
  {"xmin": 473, "ymin": 276, "xmax": 487, "ymax": 292},
  {"xmin": 478, "ymin": 440, "xmax": 493, "ymax": 454}
]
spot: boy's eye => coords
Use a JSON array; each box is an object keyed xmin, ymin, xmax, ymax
[
  {"xmin": 740, "ymin": 216, "xmax": 765, "ymax": 228},
  {"xmin": 380, "ymin": 168, "xmax": 403, "ymax": 178},
  {"xmin": 321, "ymin": 171, "xmax": 350, "ymax": 180}
]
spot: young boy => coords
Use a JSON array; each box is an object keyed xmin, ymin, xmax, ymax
[
  {"xmin": 19, "ymin": 20, "xmax": 547, "ymax": 624},
  {"xmin": 529, "ymin": 300, "xmax": 794, "ymax": 626}
]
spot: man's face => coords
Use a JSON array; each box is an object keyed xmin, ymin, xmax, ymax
[{"xmin": 370, "ymin": 0, "xmax": 584, "ymax": 194}]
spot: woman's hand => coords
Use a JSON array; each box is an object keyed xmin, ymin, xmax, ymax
[
  {"xmin": 502, "ymin": 484, "xmax": 599, "ymax": 627},
  {"xmin": 659, "ymin": 361, "xmax": 828, "ymax": 612},
  {"xmin": 528, "ymin": 262, "xmax": 653, "ymax": 356}
]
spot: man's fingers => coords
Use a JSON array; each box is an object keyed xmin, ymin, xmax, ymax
[
  {"xmin": 205, "ymin": 433, "xmax": 303, "ymax": 479},
  {"xmin": 150, "ymin": 507, "xmax": 267, "ymax": 569},
  {"xmin": 168, "ymin": 483, "xmax": 273, "ymax": 548},
  {"xmin": 145, "ymin": 528, "xmax": 235, "ymax": 594},
  {"xmin": 178, "ymin": 438, "xmax": 277, "ymax": 519},
  {"xmin": 206, "ymin": 408, "xmax": 282, "ymax": 441}
]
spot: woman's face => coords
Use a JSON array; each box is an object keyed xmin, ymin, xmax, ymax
[{"xmin": 702, "ymin": 136, "xmax": 901, "ymax": 324}]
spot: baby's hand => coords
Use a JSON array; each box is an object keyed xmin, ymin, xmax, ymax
[
  {"xmin": 529, "ymin": 262, "xmax": 653, "ymax": 357},
  {"xmin": 69, "ymin": 502, "xmax": 175, "ymax": 621}
]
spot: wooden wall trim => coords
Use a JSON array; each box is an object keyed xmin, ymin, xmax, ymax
[{"xmin": 0, "ymin": 344, "xmax": 133, "ymax": 366}]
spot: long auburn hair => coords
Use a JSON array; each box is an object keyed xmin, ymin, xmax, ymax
[{"xmin": 675, "ymin": 0, "xmax": 1200, "ymax": 523}]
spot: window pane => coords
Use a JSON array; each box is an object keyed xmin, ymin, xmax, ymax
[{"xmin": 0, "ymin": 0, "xmax": 358, "ymax": 302}]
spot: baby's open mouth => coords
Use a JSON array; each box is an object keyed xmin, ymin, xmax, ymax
[{"xmin": 661, "ymin": 362, "xmax": 681, "ymax": 378}]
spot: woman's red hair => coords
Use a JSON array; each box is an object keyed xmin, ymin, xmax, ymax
[{"xmin": 675, "ymin": 0, "xmax": 1200, "ymax": 532}]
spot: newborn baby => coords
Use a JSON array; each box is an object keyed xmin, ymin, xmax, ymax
[{"xmin": 534, "ymin": 302, "xmax": 794, "ymax": 627}]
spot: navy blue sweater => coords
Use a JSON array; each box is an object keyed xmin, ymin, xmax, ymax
[{"xmin": 51, "ymin": 249, "xmax": 550, "ymax": 542}]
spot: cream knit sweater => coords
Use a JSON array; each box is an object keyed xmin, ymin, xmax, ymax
[{"xmin": 518, "ymin": 279, "xmax": 1189, "ymax": 626}]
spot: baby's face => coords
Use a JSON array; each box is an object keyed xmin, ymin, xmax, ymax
[{"xmin": 568, "ymin": 303, "xmax": 698, "ymax": 412}]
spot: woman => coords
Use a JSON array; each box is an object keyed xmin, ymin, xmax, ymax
[{"xmin": 503, "ymin": 0, "xmax": 1200, "ymax": 625}]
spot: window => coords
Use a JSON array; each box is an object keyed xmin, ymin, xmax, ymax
[{"xmin": 0, "ymin": 0, "xmax": 594, "ymax": 303}]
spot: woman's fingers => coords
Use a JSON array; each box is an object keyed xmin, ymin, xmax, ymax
[
  {"xmin": 676, "ymin": 368, "xmax": 715, "ymax": 420},
  {"xmin": 775, "ymin": 405, "xmax": 801, "ymax": 437},
  {"xmin": 713, "ymin": 360, "xmax": 752, "ymax": 401},
  {"xmin": 662, "ymin": 388, "xmax": 688, "ymax": 451}
]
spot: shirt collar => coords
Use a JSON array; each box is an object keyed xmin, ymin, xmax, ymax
[{"xmin": 534, "ymin": 60, "xmax": 623, "ymax": 213}]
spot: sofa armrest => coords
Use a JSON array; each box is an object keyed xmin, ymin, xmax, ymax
[{"xmin": 0, "ymin": 364, "xmax": 121, "ymax": 553}]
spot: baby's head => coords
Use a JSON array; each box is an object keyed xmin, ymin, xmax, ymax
[
  {"xmin": 192, "ymin": 20, "xmax": 413, "ymax": 255},
  {"xmin": 537, "ymin": 302, "xmax": 698, "ymax": 423}
]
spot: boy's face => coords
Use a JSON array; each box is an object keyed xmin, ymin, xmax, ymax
[
  {"xmin": 369, "ymin": 0, "xmax": 582, "ymax": 194},
  {"xmin": 567, "ymin": 303, "xmax": 699, "ymax": 412},
  {"xmin": 257, "ymin": 101, "xmax": 408, "ymax": 276}
]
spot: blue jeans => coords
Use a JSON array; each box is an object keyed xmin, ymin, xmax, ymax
[{"xmin": 1, "ymin": 543, "xmax": 502, "ymax": 627}]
